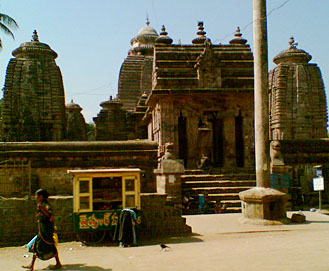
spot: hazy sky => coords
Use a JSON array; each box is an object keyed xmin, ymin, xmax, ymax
[{"xmin": 0, "ymin": 0, "xmax": 328, "ymax": 122}]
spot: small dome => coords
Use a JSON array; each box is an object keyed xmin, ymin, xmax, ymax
[
  {"xmin": 129, "ymin": 19, "xmax": 159, "ymax": 56},
  {"xmin": 66, "ymin": 99, "xmax": 82, "ymax": 111},
  {"xmin": 12, "ymin": 30, "xmax": 58, "ymax": 59},
  {"xmin": 131, "ymin": 19, "xmax": 158, "ymax": 45},
  {"xmin": 100, "ymin": 96, "xmax": 123, "ymax": 111},
  {"xmin": 137, "ymin": 21, "xmax": 158, "ymax": 37},
  {"xmin": 273, "ymin": 37, "xmax": 312, "ymax": 65}
]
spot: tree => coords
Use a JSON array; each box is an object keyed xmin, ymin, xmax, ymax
[{"xmin": 0, "ymin": 13, "xmax": 18, "ymax": 48}]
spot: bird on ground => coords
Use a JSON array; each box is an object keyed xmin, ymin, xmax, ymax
[{"xmin": 160, "ymin": 243, "xmax": 171, "ymax": 251}]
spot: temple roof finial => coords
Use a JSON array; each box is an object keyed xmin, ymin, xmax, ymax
[
  {"xmin": 146, "ymin": 14, "xmax": 150, "ymax": 26},
  {"xmin": 156, "ymin": 25, "xmax": 173, "ymax": 45},
  {"xmin": 160, "ymin": 25, "xmax": 167, "ymax": 35},
  {"xmin": 71, "ymin": 99, "xmax": 74, "ymax": 103},
  {"xmin": 197, "ymin": 21, "xmax": 205, "ymax": 36},
  {"xmin": 235, "ymin": 27, "xmax": 242, "ymax": 38},
  {"xmin": 289, "ymin": 36, "xmax": 298, "ymax": 49},
  {"xmin": 192, "ymin": 21, "xmax": 211, "ymax": 45},
  {"xmin": 273, "ymin": 36, "xmax": 311, "ymax": 65},
  {"xmin": 32, "ymin": 30, "xmax": 39, "ymax": 42},
  {"xmin": 229, "ymin": 26, "xmax": 247, "ymax": 45}
]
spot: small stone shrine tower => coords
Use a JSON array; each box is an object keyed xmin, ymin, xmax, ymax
[
  {"xmin": 2, "ymin": 30, "xmax": 66, "ymax": 141},
  {"xmin": 65, "ymin": 100, "xmax": 87, "ymax": 141},
  {"xmin": 93, "ymin": 96, "xmax": 127, "ymax": 141},
  {"xmin": 269, "ymin": 37, "xmax": 328, "ymax": 140}
]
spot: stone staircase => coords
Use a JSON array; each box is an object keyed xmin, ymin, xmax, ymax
[{"xmin": 182, "ymin": 168, "xmax": 256, "ymax": 214}]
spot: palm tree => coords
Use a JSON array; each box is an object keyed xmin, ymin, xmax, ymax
[{"xmin": 0, "ymin": 13, "xmax": 18, "ymax": 48}]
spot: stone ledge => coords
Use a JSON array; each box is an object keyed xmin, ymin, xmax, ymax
[{"xmin": 239, "ymin": 187, "xmax": 288, "ymax": 203}]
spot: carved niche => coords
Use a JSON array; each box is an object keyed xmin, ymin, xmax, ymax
[{"xmin": 195, "ymin": 42, "xmax": 222, "ymax": 89}]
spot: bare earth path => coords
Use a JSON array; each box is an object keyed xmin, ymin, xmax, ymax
[{"xmin": 1, "ymin": 211, "xmax": 328, "ymax": 271}]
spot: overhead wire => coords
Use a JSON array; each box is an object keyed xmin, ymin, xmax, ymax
[{"xmin": 214, "ymin": 0, "xmax": 293, "ymax": 44}]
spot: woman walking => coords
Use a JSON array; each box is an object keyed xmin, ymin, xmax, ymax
[{"xmin": 22, "ymin": 189, "xmax": 62, "ymax": 270}]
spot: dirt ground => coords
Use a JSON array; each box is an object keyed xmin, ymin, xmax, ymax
[{"xmin": 1, "ymin": 211, "xmax": 329, "ymax": 271}]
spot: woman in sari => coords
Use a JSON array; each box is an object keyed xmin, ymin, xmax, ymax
[{"xmin": 22, "ymin": 189, "xmax": 62, "ymax": 270}]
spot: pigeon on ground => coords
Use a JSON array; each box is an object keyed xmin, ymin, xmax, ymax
[{"xmin": 160, "ymin": 243, "xmax": 171, "ymax": 251}]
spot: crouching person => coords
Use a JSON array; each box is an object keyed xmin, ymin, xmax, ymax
[{"xmin": 114, "ymin": 208, "xmax": 137, "ymax": 247}]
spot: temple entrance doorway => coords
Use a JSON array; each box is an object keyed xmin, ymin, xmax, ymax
[
  {"xmin": 178, "ymin": 112, "xmax": 188, "ymax": 167},
  {"xmin": 207, "ymin": 112, "xmax": 224, "ymax": 167}
]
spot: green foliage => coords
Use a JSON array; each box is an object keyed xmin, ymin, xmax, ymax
[
  {"xmin": 0, "ymin": 13, "xmax": 18, "ymax": 48},
  {"xmin": 86, "ymin": 122, "xmax": 96, "ymax": 141}
]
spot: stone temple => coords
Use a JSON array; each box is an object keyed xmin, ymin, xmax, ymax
[
  {"xmin": 269, "ymin": 37, "xmax": 328, "ymax": 140},
  {"xmin": 0, "ymin": 22, "xmax": 328, "ymax": 244},
  {"xmin": 2, "ymin": 31, "xmax": 67, "ymax": 141},
  {"xmin": 95, "ymin": 22, "xmax": 257, "ymax": 169},
  {"xmin": 2, "ymin": 23, "xmax": 327, "ymax": 170}
]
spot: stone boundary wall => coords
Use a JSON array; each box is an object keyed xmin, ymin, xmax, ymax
[
  {"xmin": 0, "ymin": 196, "xmax": 74, "ymax": 247},
  {"xmin": 0, "ymin": 140, "xmax": 158, "ymax": 197},
  {"xmin": 139, "ymin": 193, "xmax": 191, "ymax": 238},
  {"xmin": 0, "ymin": 194, "xmax": 192, "ymax": 247}
]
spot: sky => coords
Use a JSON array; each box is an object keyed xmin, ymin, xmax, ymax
[{"xmin": 0, "ymin": 0, "xmax": 328, "ymax": 123}]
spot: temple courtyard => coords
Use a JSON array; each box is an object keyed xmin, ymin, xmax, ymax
[{"xmin": 0, "ymin": 211, "xmax": 328, "ymax": 271}]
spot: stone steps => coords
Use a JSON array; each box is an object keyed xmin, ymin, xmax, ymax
[
  {"xmin": 182, "ymin": 169, "xmax": 256, "ymax": 214},
  {"xmin": 182, "ymin": 174, "xmax": 256, "ymax": 182},
  {"xmin": 185, "ymin": 186, "xmax": 252, "ymax": 194},
  {"xmin": 183, "ymin": 180, "xmax": 256, "ymax": 188}
]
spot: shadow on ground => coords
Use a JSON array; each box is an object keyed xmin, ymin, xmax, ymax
[
  {"xmin": 43, "ymin": 264, "xmax": 112, "ymax": 271},
  {"xmin": 79, "ymin": 233, "xmax": 203, "ymax": 248}
]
